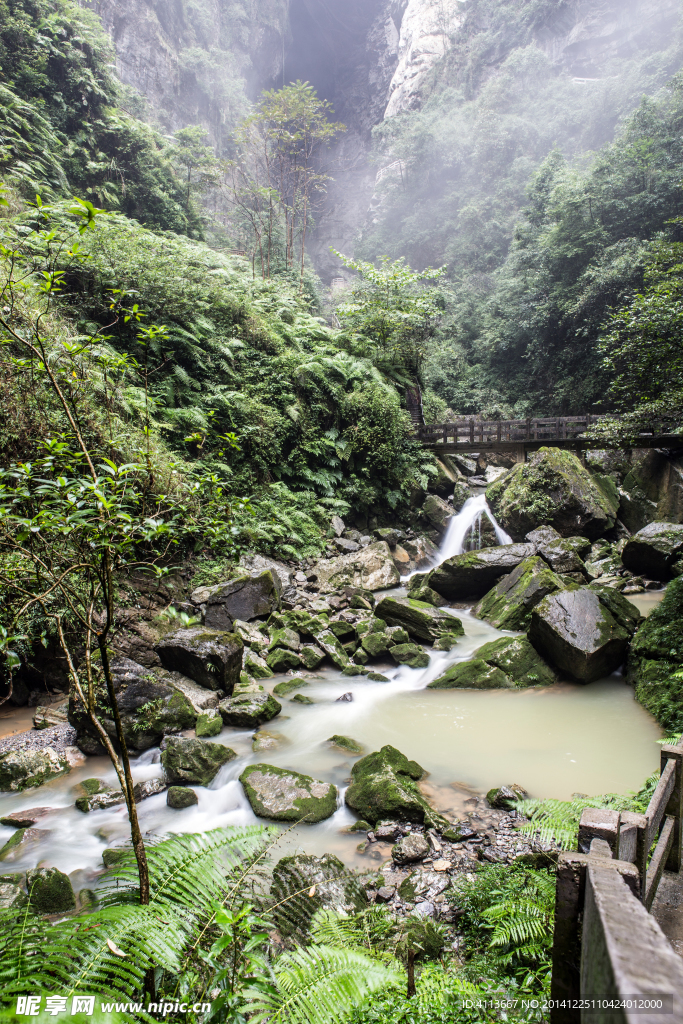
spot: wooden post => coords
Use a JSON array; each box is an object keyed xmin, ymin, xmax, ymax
[
  {"xmin": 469, "ymin": 418, "xmax": 474, "ymax": 443},
  {"xmin": 497, "ymin": 421, "xmax": 501, "ymax": 442},
  {"xmin": 661, "ymin": 739, "xmax": 683, "ymax": 872},
  {"xmin": 526, "ymin": 417, "xmax": 531, "ymax": 439}
]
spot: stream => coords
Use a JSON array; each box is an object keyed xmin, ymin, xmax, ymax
[{"xmin": 0, "ymin": 497, "xmax": 664, "ymax": 881}]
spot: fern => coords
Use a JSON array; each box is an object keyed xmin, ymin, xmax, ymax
[
  {"xmin": 252, "ymin": 945, "xmax": 403, "ymax": 1024},
  {"xmin": 516, "ymin": 793, "xmax": 641, "ymax": 849}
]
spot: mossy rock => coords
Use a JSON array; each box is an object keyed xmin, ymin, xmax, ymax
[
  {"xmin": 486, "ymin": 447, "xmax": 618, "ymax": 541},
  {"xmin": 78, "ymin": 777, "xmax": 110, "ymax": 797},
  {"xmin": 219, "ymin": 685, "xmax": 281, "ymax": 727},
  {"xmin": 374, "ymin": 595, "xmax": 464, "ymax": 642},
  {"xmin": 622, "ymin": 522, "xmax": 683, "ymax": 581},
  {"xmin": 240, "ymin": 763, "xmax": 337, "ymax": 822},
  {"xmin": 474, "ymin": 555, "xmax": 567, "ymax": 630},
  {"xmin": 427, "ymin": 544, "xmax": 536, "ymax": 602},
  {"xmin": 26, "ymin": 867, "xmax": 75, "ymax": 915},
  {"xmin": 474, "ymin": 636, "xmax": 557, "ymax": 687},
  {"xmin": 299, "ymin": 645, "xmax": 326, "ymax": 669},
  {"xmin": 0, "ymin": 747, "xmax": 70, "ymax": 792},
  {"xmin": 161, "ymin": 736, "xmax": 236, "ymax": 786},
  {"xmin": 268, "ymin": 626, "xmax": 301, "ymax": 652},
  {"xmin": 627, "ymin": 577, "xmax": 683, "ymax": 730},
  {"xmin": 406, "ymin": 574, "xmax": 449, "ymax": 607},
  {"xmin": 390, "ymin": 643, "xmax": 430, "ymax": 668},
  {"xmin": 361, "ymin": 632, "xmax": 393, "ymax": 657},
  {"xmin": 427, "ymin": 659, "xmax": 513, "ymax": 690},
  {"xmin": 196, "ymin": 708, "xmax": 223, "ymax": 737},
  {"xmin": 345, "ymin": 745, "xmax": 445, "ymax": 828},
  {"xmin": 270, "ymin": 852, "xmax": 367, "ymax": 938},
  {"xmin": 244, "ymin": 649, "xmax": 274, "ymax": 679},
  {"xmin": 329, "ymin": 735, "xmax": 365, "ymax": 755},
  {"xmin": 0, "ymin": 882, "xmax": 28, "ymax": 909},
  {"xmin": 102, "ymin": 848, "xmax": 127, "ymax": 868},
  {"xmin": 266, "ymin": 648, "xmax": 302, "ymax": 672},
  {"xmin": 433, "ymin": 633, "xmax": 460, "ymax": 651},
  {"xmin": 327, "ymin": 620, "xmax": 356, "ymax": 642},
  {"xmin": 290, "ymin": 693, "xmax": 314, "ymax": 704},
  {"xmin": 314, "ymin": 630, "xmax": 351, "ymax": 668},
  {"xmin": 167, "ymin": 786, "xmax": 199, "ymax": 809},
  {"xmin": 273, "ymin": 678, "xmax": 309, "ymax": 696}
]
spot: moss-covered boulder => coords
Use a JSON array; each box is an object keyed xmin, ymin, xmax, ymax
[
  {"xmin": 328, "ymin": 735, "xmax": 364, "ymax": 755},
  {"xmin": 155, "ymin": 628, "xmax": 243, "ymax": 692},
  {"xmin": 361, "ymin": 632, "xmax": 393, "ymax": 657},
  {"xmin": 0, "ymin": 828, "xmax": 49, "ymax": 862},
  {"xmin": 314, "ymin": 630, "xmax": 350, "ymax": 668},
  {"xmin": 474, "ymin": 637, "xmax": 557, "ymax": 687},
  {"xmin": 266, "ymin": 647, "xmax": 301, "ymax": 672},
  {"xmin": 244, "ymin": 649, "xmax": 274, "ymax": 679},
  {"xmin": 291, "ymin": 693, "xmax": 314, "ymax": 704},
  {"xmin": 427, "ymin": 544, "xmax": 536, "ymax": 601},
  {"xmin": 345, "ymin": 745, "xmax": 443, "ymax": 827},
  {"xmin": 622, "ymin": 523, "xmax": 683, "ymax": 581},
  {"xmin": 270, "ymin": 853, "xmax": 367, "ymax": 938},
  {"xmin": 299, "ymin": 645, "xmax": 326, "ymax": 669},
  {"xmin": 312, "ymin": 541, "xmax": 400, "ymax": 593},
  {"xmin": 421, "ymin": 494, "xmax": 453, "ymax": 536},
  {"xmin": 195, "ymin": 708, "xmax": 223, "ymax": 737},
  {"xmin": 529, "ymin": 527, "xmax": 590, "ymax": 575},
  {"xmin": 474, "ymin": 555, "xmax": 567, "ymax": 630},
  {"xmin": 405, "ymin": 574, "xmax": 449, "ymax": 607},
  {"xmin": 201, "ymin": 568, "xmax": 282, "ymax": 630},
  {"xmin": 26, "ymin": 867, "xmax": 75, "ymax": 915},
  {"xmin": 161, "ymin": 736, "xmax": 236, "ymax": 786},
  {"xmin": 486, "ymin": 448, "xmax": 618, "ymax": 541},
  {"xmin": 167, "ymin": 786, "xmax": 199, "ymax": 809},
  {"xmin": 268, "ymin": 626, "xmax": 301, "ymax": 652},
  {"xmin": 374, "ymin": 595, "xmax": 464, "ymax": 642},
  {"xmin": 529, "ymin": 587, "xmax": 637, "ymax": 682},
  {"xmin": 427, "ymin": 659, "xmax": 513, "ymax": 690},
  {"xmin": 627, "ymin": 577, "xmax": 683, "ymax": 731},
  {"xmin": 390, "ymin": 643, "xmax": 430, "ymax": 668},
  {"xmin": 239, "ymin": 763, "xmax": 337, "ymax": 822},
  {"xmin": 219, "ymin": 678, "xmax": 281, "ymax": 728},
  {"xmin": 0, "ymin": 747, "xmax": 70, "ymax": 792},
  {"xmin": 273, "ymin": 678, "xmax": 309, "ymax": 696}
]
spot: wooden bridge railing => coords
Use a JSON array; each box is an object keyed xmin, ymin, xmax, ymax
[{"xmin": 551, "ymin": 736, "xmax": 683, "ymax": 1022}]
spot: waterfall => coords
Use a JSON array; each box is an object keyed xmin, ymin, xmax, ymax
[{"xmin": 436, "ymin": 494, "xmax": 512, "ymax": 563}]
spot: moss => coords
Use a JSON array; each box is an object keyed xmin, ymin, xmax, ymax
[
  {"xmin": 474, "ymin": 636, "xmax": 556, "ymax": 687},
  {"xmin": 344, "ymin": 745, "xmax": 448, "ymax": 827},
  {"xmin": 26, "ymin": 867, "xmax": 75, "ymax": 915},
  {"xmin": 427, "ymin": 659, "xmax": 513, "ymax": 690},
  {"xmin": 474, "ymin": 555, "xmax": 566, "ymax": 630},
  {"xmin": 329, "ymin": 735, "xmax": 365, "ymax": 754},
  {"xmin": 362, "ymin": 632, "xmax": 393, "ymax": 657},
  {"xmin": 240, "ymin": 763, "xmax": 337, "ymax": 822},
  {"xmin": 167, "ymin": 786, "xmax": 199, "ymax": 809},
  {"xmin": 389, "ymin": 643, "xmax": 430, "ymax": 668},
  {"xmin": 290, "ymin": 693, "xmax": 314, "ymax": 704},
  {"xmin": 195, "ymin": 709, "xmax": 223, "ymax": 737},
  {"xmin": 161, "ymin": 737, "xmax": 236, "ymax": 785},
  {"xmin": 628, "ymin": 577, "xmax": 683, "ymax": 730},
  {"xmin": 266, "ymin": 648, "xmax": 301, "ymax": 672},
  {"xmin": 375, "ymin": 595, "xmax": 464, "ymax": 642},
  {"xmin": 273, "ymin": 678, "xmax": 309, "ymax": 696}
]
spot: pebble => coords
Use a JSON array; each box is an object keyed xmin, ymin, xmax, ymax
[{"xmin": 0, "ymin": 722, "xmax": 76, "ymax": 756}]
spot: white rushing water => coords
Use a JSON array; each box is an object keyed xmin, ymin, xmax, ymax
[{"xmin": 0, "ymin": 501, "xmax": 664, "ymax": 880}]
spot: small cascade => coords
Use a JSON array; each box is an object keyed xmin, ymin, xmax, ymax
[{"xmin": 437, "ymin": 494, "xmax": 512, "ymax": 563}]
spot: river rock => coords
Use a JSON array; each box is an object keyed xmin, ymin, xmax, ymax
[
  {"xmin": 268, "ymin": 626, "xmax": 301, "ymax": 652},
  {"xmin": 392, "ymin": 832, "xmax": 430, "ymax": 864},
  {"xmin": 329, "ymin": 735, "xmax": 364, "ymax": 754},
  {"xmin": 157, "ymin": 670, "xmax": 220, "ymax": 712},
  {"xmin": 361, "ymin": 632, "xmax": 393, "ymax": 657},
  {"xmin": 530, "ymin": 530, "xmax": 589, "ymax": 575},
  {"xmin": 405, "ymin": 573, "xmax": 449, "ymax": 606},
  {"xmin": 195, "ymin": 708, "xmax": 223, "ymax": 737},
  {"xmin": 133, "ymin": 777, "xmax": 168, "ymax": 801},
  {"xmin": 299, "ymin": 644, "xmax": 326, "ymax": 669},
  {"xmin": 161, "ymin": 736, "xmax": 236, "ymax": 786},
  {"xmin": 0, "ymin": 807, "xmax": 52, "ymax": 828},
  {"xmin": 243, "ymin": 649, "xmax": 273, "ymax": 679},
  {"xmin": 374, "ymin": 595, "xmax": 464, "ymax": 642},
  {"xmin": 26, "ymin": 867, "xmax": 75, "ymax": 915},
  {"xmin": 33, "ymin": 701, "xmax": 68, "ymax": 730},
  {"xmin": 487, "ymin": 447, "xmax": 619, "ymax": 540},
  {"xmin": 621, "ymin": 523, "xmax": 683, "ymax": 580},
  {"xmin": 474, "ymin": 555, "xmax": 567, "ymax": 630},
  {"xmin": 0, "ymin": 828, "xmax": 50, "ymax": 862},
  {"xmin": 0, "ymin": 747, "xmax": 70, "ymax": 792},
  {"xmin": 270, "ymin": 852, "xmax": 367, "ymax": 938},
  {"xmin": 219, "ymin": 678, "xmax": 281, "ymax": 728},
  {"xmin": 193, "ymin": 569, "xmax": 282, "ymax": 629},
  {"xmin": 427, "ymin": 544, "xmax": 536, "ymax": 600},
  {"xmin": 0, "ymin": 882, "xmax": 27, "ymax": 909},
  {"xmin": 167, "ymin": 786, "xmax": 198, "ymax": 809},
  {"xmin": 427, "ymin": 659, "xmax": 513, "ymax": 689},
  {"xmin": 627, "ymin": 576, "xmax": 683, "ymax": 730},
  {"xmin": 314, "ymin": 630, "xmax": 350, "ymax": 668},
  {"xmin": 311, "ymin": 541, "xmax": 400, "ymax": 593},
  {"xmin": 473, "ymin": 636, "xmax": 557, "ymax": 687},
  {"xmin": 75, "ymin": 787, "xmax": 126, "ymax": 812},
  {"xmin": 345, "ymin": 745, "xmax": 444, "ymax": 827},
  {"xmin": 266, "ymin": 648, "xmax": 302, "ymax": 672},
  {"xmin": 390, "ymin": 643, "xmax": 430, "ymax": 668},
  {"xmin": 239, "ymin": 763, "xmax": 337, "ymax": 822},
  {"xmin": 529, "ymin": 587, "xmax": 635, "ymax": 682},
  {"xmin": 486, "ymin": 784, "xmax": 528, "ymax": 809},
  {"xmin": 155, "ymin": 628, "xmax": 243, "ymax": 692},
  {"xmin": 421, "ymin": 494, "xmax": 453, "ymax": 536},
  {"xmin": 273, "ymin": 678, "xmax": 309, "ymax": 696}
]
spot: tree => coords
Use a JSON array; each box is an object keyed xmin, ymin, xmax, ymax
[
  {"xmin": 229, "ymin": 82, "xmax": 345, "ymax": 286},
  {"xmin": 170, "ymin": 125, "xmax": 221, "ymax": 212},
  {"xmin": 332, "ymin": 251, "xmax": 446, "ymax": 380}
]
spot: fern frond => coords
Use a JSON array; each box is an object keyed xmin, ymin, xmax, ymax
[{"xmin": 251, "ymin": 945, "xmax": 403, "ymax": 1024}]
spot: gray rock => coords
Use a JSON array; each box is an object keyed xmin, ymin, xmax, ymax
[
  {"xmin": 392, "ymin": 832, "xmax": 430, "ymax": 864},
  {"xmin": 412, "ymin": 901, "xmax": 435, "ymax": 918},
  {"xmin": 334, "ymin": 537, "xmax": 360, "ymax": 553},
  {"xmin": 155, "ymin": 628, "xmax": 243, "ymax": 692},
  {"xmin": 0, "ymin": 882, "xmax": 27, "ymax": 909},
  {"xmin": 167, "ymin": 786, "xmax": 198, "ymax": 809},
  {"xmin": 0, "ymin": 828, "xmax": 50, "ymax": 862},
  {"xmin": 376, "ymin": 885, "xmax": 395, "ymax": 902},
  {"xmin": 271, "ymin": 852, "xmax": 366, "ymax": 938},
  {"xmin": 474, "ymin": 555, "xmax": 567, "ymax": 630},
  {"xmin": 195, "ymin": 708, "xmax": 223, "ymax": 737},
  {"xmin": 159, "ymin": 670, "xmax": 220, "ymax": 712},
  {"xmin": 26, "ymin": 867, "xmax": 75, "ymax": 914},
  {"xmin": 0, "ymin": 807, "xmax": 52, "ymax": 828},
  {"xmin": 428, "ymin": 544, "xmax": 536, "ymax": 600},
  {"xmin": 201, "ymin": 569, "xmax": 282, "ymax": 630},
  {"xmin": 621, "ymin": 522, "xmax": 683, "ymax": 580},
  {"xmin": 486, "ymin": 784, "xmax": 528, "ymax": 809},
  {"xmin": 330, "ymin": 515, "xmax": 346, "ymax": 537},
  {"xmin": 240, "ymin": 763, "xmax": 337, "ymax": 822},
  {"xmin": 33, "ymin": 702, "xmax": 68, "ymax": 730},
  {"xmin": 421, "ymin": 494, "xmax": 453, "ymax": 536},
  {"xmin": 75, "ymin": 788, "xmax": 126, "ymax": 812},
  {"xmin": 133, "ymin": 777, "xmax": 168, "ymax": 801},
  {"xmin": 311, "ymin": 542, "xmax": 400, "ymax": 593},
  {"xmin": 161, "ymin": 736, "xmax": 236, "ymax": 786},
  {"xmin": 529, "ymin": 587, "xmax": 636, "ymax": 682},
  {"xmin": 219, "ymin": 679, "xmax": 281, "ymax": 728},
  {"xmin": 0, "ymin": 747, "xmax": 70, "ymax": 792},
  {"xmin": 374, "ymin": 595, "xmax": 463, "ymax": 642}
]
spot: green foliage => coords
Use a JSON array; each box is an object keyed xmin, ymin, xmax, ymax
[
  {"xmin": 449, "ymin": 863, "xmax": 555, "ymax": 995},
  {"xmin": 346, "ymin": 964, "xmax": 497, "ymax": 1024}
]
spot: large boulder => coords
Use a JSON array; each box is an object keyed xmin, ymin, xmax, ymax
[
  {"xmin": 474, "ymin": 555, "xmax": 567, "ymax": 630},
  {"xmin": 161, "ymin": 736, "xmax": 236, "ymax": 786},
  {"xmin": 621, "ymin": 523, "xmax": 683, "ymax": 581},
  {"xmin": 69, "ymin": 659, "xmax": 197, "ymax": 754},
  {"xmin": 374, "ymin": 595, "xmax": 464, "ymax": 642},
  {"xmin": 239, "ymin": 763, "xmax": 337, "ymax": 822},
  {"xmin": 427, "ymin": 544, "xmax": 535, "ymax": 601},
  {"xmin": 529, "ymin": 587, "xmax": 639, "ymax": 682},
  {"xmin": 427, "ymin": 660, "xmax": 513, "ymax": 690},
  {"xmin": 192, "ymin": 569, "xmax": 282, "ymax": 629},
  {"xmin": 421, "ymin": 494, "xmax": 453, "ymax": 537},
  {"xmin": 627, "ymin": 577, "xmax": 683, "ymax": 731},
  {"xmin": 311, "ymin": 542, "xmax": 400, "ymax": 593},
  {"xmin": 155, "ymin": 628, "xmax": 243, "ymax": 692},
  {"xmin": 157, "ymin": 670, "xmax": 220, "ymax": 712},
  {"xmin": 270, "ymin": 853, "xmax": 366, "ymax": 938},
  {"xmin": 472, "ymin": 637, "xmax": 557, "ymax": 687},
  {"xmin": 0, "ymin": 747, "xmax": 70, "ymax": 792},
  {"xmin": 26, "ymin": 867, "xmax": 75, "ymax": 915},
  {"xmin": 345, "ymin": 745, "xmax": 443, "ymax": 827},
  {"xmin": 219, "ymin": 678, "xmax": 281, "ymax": 728},
  {"xmin": 527, "ymin": 527, "xmax": 591, "ymax": 575},
  {"xmin": 486, "ymin": 447, "xmax": 618, "ymax": 541}
]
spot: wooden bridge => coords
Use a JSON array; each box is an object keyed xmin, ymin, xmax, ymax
[{"xmin": 415, "ymin": 414, "xmax": 682, "ymax": 459}]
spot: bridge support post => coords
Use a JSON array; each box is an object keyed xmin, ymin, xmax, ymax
[{"xmin": 514, "ymin": 443, "xmax": 526, "ymax": 463}]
